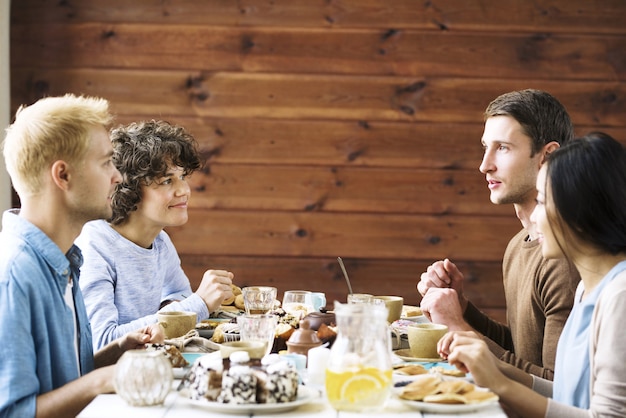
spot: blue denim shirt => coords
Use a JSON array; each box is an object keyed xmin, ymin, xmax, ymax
[{"xmin": 0, "ymin": 210, "xmax": 94, "ymax": 417}]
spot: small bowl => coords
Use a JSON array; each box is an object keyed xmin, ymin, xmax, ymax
[
  {"xmin": 219, "ymin": 341, "xmax": 266, "ymax": 359},
  {"xmin": 181, "ymin": 353, "xmax": 206, "ymax": 365}
]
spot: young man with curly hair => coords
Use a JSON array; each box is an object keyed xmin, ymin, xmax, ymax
[{"xmin": 75, "ymin": 120, "xmax": 234, "ymax": 350}]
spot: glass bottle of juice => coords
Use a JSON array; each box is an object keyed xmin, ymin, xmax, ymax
[{"xmin": 325, "ymin": 301, "xmax": 392, "ymax": 412}]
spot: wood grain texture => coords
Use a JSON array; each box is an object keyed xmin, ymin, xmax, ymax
[
  {"xmin": 179, "ymin": 255, "xmax": 506, "ymax": 310},
  {"xmin": 166, "ymin": 208, "xmax": 519, "ymax": 261},
  {"xmin": 10, "ymin": 0, "xmax": 624, "ymax": 322},
  {"xmin": 113, "ymin": 117, "xmax": 626, "ymax": 169},
  {"xmin": 11, "ymin": 69, "xmax": 626, "ymax": 126},
  {"xmin": 186, "ymin": 164, "xmax": 513, "ymax": 216},
  {"xmin": 11, "ymin": 0, "xmax": 626, "ymax": 34},
  {"xmin": 11, "ymin": 23, "xmax": 626, "ymax": 81}
]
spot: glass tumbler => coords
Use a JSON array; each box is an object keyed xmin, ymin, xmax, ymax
[
  {"xmin": 241, "ymin": 286, "xmax": 277, "ymax": 314},
  {"xmin": 282, "ymin": 290, "xmax": 314, "ymax": 319},
  {"xmin": 114, "ymin": 349, "xmax": 173, "ymax": 406},
  {"xmin": 237, "ymin": 313, "xmax": 278, "ymax": 356}
]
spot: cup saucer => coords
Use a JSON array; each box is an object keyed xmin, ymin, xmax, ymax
[{"xmin": 393, "ymin": 349, "xmax": 444, "ymax": 363}]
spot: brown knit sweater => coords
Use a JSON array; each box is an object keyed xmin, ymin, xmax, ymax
[{"xmin": 464, "ymin": 229, "xmax": 580, "ymax": 380}]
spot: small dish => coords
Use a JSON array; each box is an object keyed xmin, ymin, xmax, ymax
[
  {"xmin": 400, "ymin": 314, "xmax": 428, "ymax": 323},
  {"xmin": 182, "ymin": 352, "xmax": 206, "ymax": 364},
  {"xmin": 397, "ymin": 394, "xmax": 499, "ymax": 413},
  {"xmin": 219, "ymin": 340, "xmax": 266, "ymax": 359},
  {"xmin": 393, "ymin": 349, "xmax": 444, "ymax": 363},
  {"xmin": 392, "ymin": 361, "xmax": 458, "ymax": 383},
  {"xmin": 173, "ymin": 353, "xmax": 208, "ymax": 379},
  {"xmin": 196, "ymin": 318, "xmax": 232, "ymax": 339}
]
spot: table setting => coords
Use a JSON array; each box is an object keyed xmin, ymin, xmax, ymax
[{"xmin": 78, "ymin": 260, "xmax": 508, "ymax": 417}]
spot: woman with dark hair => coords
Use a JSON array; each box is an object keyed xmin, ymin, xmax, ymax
[
  {"xmin": 76, "ymin": 120, "xmax": 234, "ymax": 350},
  {"xmin": 438, "ymin": 132, "xmax": 626, "ymax": 417}
]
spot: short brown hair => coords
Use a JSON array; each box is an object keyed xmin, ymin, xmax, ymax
[{"xmin": 485, "ymin": 89, "xmax": 574, "ymax": 155}]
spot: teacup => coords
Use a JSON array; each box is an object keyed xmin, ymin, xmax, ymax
[
  {"xmin": 373, "ymin": 296, "xmax": 404, "ymax": 323},
  {"xmin": 310, "ymin": 292, "xmax": 327, "ymax": 311},
  {"xmin": 407, "ymin": 323, "xmax": 448, "ymax": 359},
  {"xmin": 157, "ymin": 311, "xmax": 197, "ymax": 339}
]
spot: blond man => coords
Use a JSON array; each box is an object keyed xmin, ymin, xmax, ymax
[{"xmin": 0, "ymin": 94, "xmax": 163, "ymax": 417}]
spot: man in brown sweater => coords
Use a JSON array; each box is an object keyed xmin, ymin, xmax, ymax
[{"xmin": 418, "ymin": 89, "xmax": 580, "ymax": 380}]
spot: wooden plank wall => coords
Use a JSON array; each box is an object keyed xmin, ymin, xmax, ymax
[{"xmin": 10, "ymin": 1, "xmax": 626, "ymax": 323}]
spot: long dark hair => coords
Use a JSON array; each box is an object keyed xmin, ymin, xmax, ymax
[{"xmin": 545, "ymin": 132, "xmax": 626, "ymax": 255}]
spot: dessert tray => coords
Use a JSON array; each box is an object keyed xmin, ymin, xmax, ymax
[{"xmin": 179, "ymin": 385, "xmax": 319, "ymax": 415}]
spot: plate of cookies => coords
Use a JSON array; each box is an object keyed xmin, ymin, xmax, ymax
[
  {"xmin": 395, "ymin": 374, "xmax": 498, "ymax": 413},
  {"xmin": 393, "ymin": 361, "xmax": 465, "ymax": 380}
]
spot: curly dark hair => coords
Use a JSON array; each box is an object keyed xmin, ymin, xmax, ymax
[{"xmin": 108, "ymin": 120, "xmax": 202, "ymax": 225}]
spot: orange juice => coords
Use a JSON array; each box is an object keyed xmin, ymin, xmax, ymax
[{"xmin": 325, "ymin": 366, "xmax": 392, "ymax": 411}]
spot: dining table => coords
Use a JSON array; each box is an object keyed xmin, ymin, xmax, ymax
[
  {"xmin": 78, "ymin": 386, "xmax": 507, "ymax": 418},
  {"xmin": 78, "ymin": 372, "xmax": 509, "ymax": 418},
  {"xmin": 79, "ymin": 314, "xmax": 509, "ymax": 417}
]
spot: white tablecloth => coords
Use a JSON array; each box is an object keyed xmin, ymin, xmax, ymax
[{"xmin": 78, "ymin": 387, "xmax": 507, "ymax": 418}]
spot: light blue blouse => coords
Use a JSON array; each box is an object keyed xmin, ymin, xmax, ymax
[{"xmin": 553, "ymin": 260, "xmax": 626, "ymax": 408}]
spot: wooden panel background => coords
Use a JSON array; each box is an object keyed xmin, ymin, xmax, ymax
[{"xmin": 9, "ymin": 0, "xmax": 626, "ymax": 323}]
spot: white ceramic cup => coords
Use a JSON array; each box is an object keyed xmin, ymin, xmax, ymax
[{"xmin": 310, "ymin": 292, "xmax": 327, "ymax": 311}]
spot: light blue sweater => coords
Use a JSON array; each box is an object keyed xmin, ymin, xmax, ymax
[{"xmin": 76, "ymin": 220, "xmax": 209, "ymax": 350}]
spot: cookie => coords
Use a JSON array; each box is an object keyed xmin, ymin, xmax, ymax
[
  {"xmin": 399, "ymin": 374, "xmax": 441, "ymax": 401},
  {"xmin": 394, "ymin": 364, "xmax": 428, "ymax": 376},
  {"xmin": 234, "ymin": 294, "xmax": 245, "ymax": 310}
]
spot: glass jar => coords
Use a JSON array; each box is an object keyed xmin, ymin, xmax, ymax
[
  {"xmin": 325, "ymin": 301, "xmax": 393, "ymax": 412},
  {"xmin": 114, "ymin": 349, "xmax": 173, "ymax": 406}
]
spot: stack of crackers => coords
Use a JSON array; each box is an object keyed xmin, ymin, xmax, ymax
[{"xmin": 219, "ymin": 284, "xmax": 245, "ymax": 313}]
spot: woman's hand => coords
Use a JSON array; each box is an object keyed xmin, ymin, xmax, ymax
[{"xmin": 438, "ymin": 331, "xmax": 507, "ymax": 390}]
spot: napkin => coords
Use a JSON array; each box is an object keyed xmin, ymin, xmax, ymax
[{"xmin": 164, "ymin": 329, "xmax": 220, "ymax": 353}]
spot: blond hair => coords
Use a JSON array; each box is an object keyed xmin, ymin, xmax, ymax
[{"xmin": 3, "ymin": 94, "xmax": 113, "ymax": 196}]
